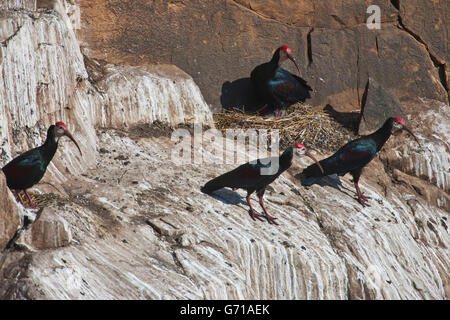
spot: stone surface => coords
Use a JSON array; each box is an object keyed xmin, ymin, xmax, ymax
[
  {"xmin": 358, "ymin": 77, "xmax": 406, "ymax": 135},
  {"xmin": 0, "ymin": 0, "xmax": 36, "ymax": 11},
  {"xmin": 95, "ymin": 64, "xmax": 214, "ymax": 128},
  {"xmin": 0, "ymin": 2, "xmax": 213, "ymax": 184},
  {"xmin": 399, "ymin": 0, "xmax": 449, "ymax": 97},
  {"xmin": 379, "ymin": 98, "xmax": 450, "ymax": 210},
  {"xmin": 0, "ymin": 174, "xmax": 21, "ymax": 250},
  {"xmin": 0, "ymin": 3, "xmax": 98, "ymax": 183},
  {"xmin": 234, "ymin": 0, "xmax": 399, "ymax": 28},
  {"xmin": 1, "ymin": 124, "xmax": 448, "ymax": 299},
  {"xmin": 308, "ymin": 24, "xmax": 447, "ymax": 112},
  {"xmin": 16, "ymin": 207, "xmax": 72, "ymax": 250},
  {"xmin": 76, "ymin": 0, "xmax": 449, "ymax": 112}
]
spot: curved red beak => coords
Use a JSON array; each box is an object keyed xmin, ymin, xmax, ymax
[
  {"xmin": 288, "ymin": 54, "xmax": 302, "ymax": 77},
  {"xmin": 402, "ymin": 126, "xmax": 421, "ymax": 147},
  {"xmin": 63, "ymin": 129, "xmax": 83, "ymax": 156},
  {"xmin": 305, "ymin": 150, "xmax": 324, "ymax": 174}
]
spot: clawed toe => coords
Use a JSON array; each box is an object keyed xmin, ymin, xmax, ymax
[
  {"xmin": 357, "ymin": 197, "xmax": 371, "ymax": 207},
  {"xmin": 249, "ymin": 210, "xmax": 265, "ymax": 222},
  {"xmin": 361, "ymin": 193, "xmax": 371, "ymax": 201},
  {"xmin": 265, "ymin": 215, "xmax": 279, "ymax": 225}
]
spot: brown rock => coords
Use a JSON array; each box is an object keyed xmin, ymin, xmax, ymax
[
  {"xmin": 78, "ymin": 0, "xmax": 311, "ymax": 112},
  {"xmin": 0, "ymin": 174, "xmax": 20, "ymax": 250},
  {"xmin": 308, "ymin": 25, "xmax": 448, "ymax": 112},
  {"xmin": 18, "ymin": 207, "xmax": 72, "ymax": 250},
  {"xmin": 0, "ymin": 252, "xmax": 33, "ymax": 299},
  {"xmin": 77, "ymin": 0, "xmax": 448, "ymax": 113},
  {"xmin": 392, "ymin": 169, "xmax": 450, "ymax": 210},
  {"xmin": 358, "ymin": 77, "xmax": 406, "ymax": 135},
  {"xmin": 399, "ymin": 0, "xmax": 449, "ymax": 98},
  {"xmin": 235, "ymin": 0, "xmax": 398, "ymax": 28}
]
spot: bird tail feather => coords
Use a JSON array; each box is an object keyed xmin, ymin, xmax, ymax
[
  {"xmin": 201, "ymin": 176, "xmax": 227, "ymax": 194},
  {"xmin": 302, "ymin": 162, "xmax": 325, "ymax": 178}
]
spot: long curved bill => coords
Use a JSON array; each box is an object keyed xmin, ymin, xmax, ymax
[
  {"xmin": 288, "ymin": 55, "xmax": 302, "ymax": 77},
  {"xmin": 64, "ymin": 130, "xmax": 83, "ymax": 156},
  {"xmin": 305, "ymin": 150, "xmax": 324, "ymax": 174},
  {"xmin": 403, "ymin": 126, "xmax": 421, "ymax": 147}
]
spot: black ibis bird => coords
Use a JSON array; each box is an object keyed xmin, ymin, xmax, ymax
[
  {"xmin": 201, "ymin": 143, "xmax": 324, "ymax": 225},
  {"xmin": 301, "ymin": 117, "xmax": 421, "ymax": 206},
  {"xmin": 251, "ymin": 45, "xmax": 312, "ymax": 117},
  {"xmin": 2, "ymin": 121, "xmax": 82, "ymax": 207}
]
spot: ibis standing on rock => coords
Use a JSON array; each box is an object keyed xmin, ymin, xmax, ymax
[
  {"xmin": 201, "ymin": 143, "xmax": 324, "ymax": 225},
  {"xmin": 2, "ymin": 122, "xmax": 82, "ymax": 207},
  {"xmin": 251, "ymin": 45, "xmax": 312, "ymax": 117},
  {"xmin": 301, "ymin": 117, "xmax": 421, "ymax": 206}
]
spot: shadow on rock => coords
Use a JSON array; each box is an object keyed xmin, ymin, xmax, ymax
[
  {"xmin": 324, "ymin": 104, "xmax": 360, "ymax": 133},
  {"xmin": 220, "ymin": 78, "xmax": 264, "ymax": 113},
  {"xmin": 295, "ymin": 172, "xmax": 354, "ymax": 199},
  {"xmin": 202, "ymin": 188, "xmax": 247, "ymax": 206}
]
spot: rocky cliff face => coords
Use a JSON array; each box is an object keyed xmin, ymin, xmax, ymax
[
  {"xmin": 0, "ymin": 0, "xmax": 448, "ymax": 299},
  {"xmin": 77, "ymin": 0, "xmax": 449, "ymax": 112}
]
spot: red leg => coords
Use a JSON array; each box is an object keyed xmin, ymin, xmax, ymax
[
  {"xmin": 276, "ymin": 108, "xmax": 281, "ymax": 117},
  {"xmin": 246, "ymin": 194, "xmax": 264, "ymax": 222},
  {"xmin": 23, "ymin": 190, "xmax": 37, "ymax": 207},
  {"xmin": 354, "ymin": 182, "xmax": 371, "ymax": 207},
  {"xmin": 14, "ymin": 190, "xmax": 26, "ymax": 206},
  {"xmin": 258, "ymin": 195, "xmax": 279, "ymax": 225}
]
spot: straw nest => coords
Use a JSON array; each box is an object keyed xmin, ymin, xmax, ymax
[
  {"xmin": 214, "ymin": 103, "xmax": 356, "ymax": 152},
  {"xmin": 13, "ymin": 192, "xmax": 65, "ymax": 208}
]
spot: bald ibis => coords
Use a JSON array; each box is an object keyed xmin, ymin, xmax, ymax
[
  {"xmin": 251, "ymin": 45, "xmax": 312, "ymax": 117},
  {"xmin": 301, "ymin": 117, "xmax": 421, "ymax": 206},
  {"xmin": 2, "ymin": 122, "xmax": 82, "ymax": 207},
  {"xmin": 201, "ymin": 143, "xmax": 324, "ymax": 225}
]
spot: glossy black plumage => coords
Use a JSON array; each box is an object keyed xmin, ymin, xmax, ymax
[
  {"xmin": 303, "ymin": 118, "xmax": 396, "ymax": 178},
  {"xmin": 202, "ymin": 147, "xmax": 295, "ymax": 224},
  {"xmin": 251, "ymin": 47, "xmax": 312, "ymax": 114},
  {"xmin": 2, "ymin": 125, "xmax": 59, "ymax": 191},
  {"xmin": 202, "ymin": 147, "xmax": 294, "ymax": 194},
  {"xmin": 302, "ymin": 118, "xmax": 407, "ymax": 206}
]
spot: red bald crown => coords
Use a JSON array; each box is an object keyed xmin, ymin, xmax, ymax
[
  {"xmin": 280, "ymin": 45, "xmax": 291, "ymax": 54},
  {"xmin": 55, "ymin": 121, "xmax": 67, "ymax": 129},
  {"xmin": 295, "ymin": 143, "xmax": 305, "ymax": 149},
  {"xmin": 393, "ymin": 117, "xmax": 405, "ymax": 125}
]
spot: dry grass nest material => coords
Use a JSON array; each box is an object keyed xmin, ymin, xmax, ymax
[
  {"xmin": 214, "ymin": 103, "xmax": 355, "ymax": 152},
  {"xmin": 13, "ymin": 192, "xmax": 65, "ymax": 208}
]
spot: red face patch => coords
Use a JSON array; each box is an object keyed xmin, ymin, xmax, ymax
[
  {"xmin": 295, "ymin": 143, "xmax": 305, "ymax": 149},
  {"xmin": 55, "ymin": 121, "xmax": 67, "ymax": 129},
  {"xmin": 393, "ymin": 117, "xmax": 405, "ymax": 125},
  {"xmin": 280, "ymin": 45, "xmax": 291, "ymax": 55}
]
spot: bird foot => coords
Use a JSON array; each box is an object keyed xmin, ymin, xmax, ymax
[
  {"xmin": 357, "ymin": 195, "xmax": 371, "ymax": 207},
  {"xmin": 360, "ymin": 193, "xmax": 371, "ymax": 201},
  {"xmin": 27, "ymin": 202, "xmax": 38, "ymax": 208},
  {"xmin": 264, "ymin": 214, "xmax": 279, "ymax": 225},
  {"xmin": 249, "ymin": 209, "xmax": 265, "ymax": 222},
  {"xmin": 355, "ymin": 184, "xmax": 371, "ymax": 207},
  {"xmin": 23, "ymin": 191, "xmax": 38, "ymax": 208}
]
